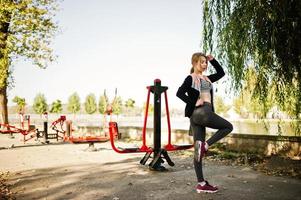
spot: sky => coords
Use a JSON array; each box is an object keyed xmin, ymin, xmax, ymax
[{"xmin": 8, "ymin": 0, "xmax": 232, "ymax": 110}]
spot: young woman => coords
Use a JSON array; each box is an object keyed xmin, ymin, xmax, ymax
[{"xmin": 176, "ymin": 52, "xmax": 233, "ymax": 193}]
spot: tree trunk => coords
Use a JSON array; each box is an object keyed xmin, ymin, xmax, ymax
[
  {"xmin": 0, "ymin": 86, "xmax": 8, "ymax": 124},
  {"xmin": 0, "ymin": 7, "xmax": 12, "ymax": 125}
]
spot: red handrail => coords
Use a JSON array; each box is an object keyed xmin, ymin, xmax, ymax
[
  {"xmin": 163, "ymin": 91, "xmax": 193, "ymax": 151},
  {"xmin": 141, "ymin": 87, "xmax": 151, "ymax": 150},
  {"xmin": 164, "ymin": 91, "xmax": 173, "ymax": 148},
  {"xmin": 109, "ymin": 122, "xmax": 152, "ymax": 153}
]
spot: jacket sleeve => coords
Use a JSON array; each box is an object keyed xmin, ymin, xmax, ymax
[
  {"xmin": 207, "ymin": 59, "xmax": 225, "ymax": 83},
  {"xmin": 176, "ymin": 75, "xmax": 194, "ymax": 105}
]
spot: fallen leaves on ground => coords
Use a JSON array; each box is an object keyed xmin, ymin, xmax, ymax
[
  {"xmin": 205, "ymin": 144, "xmax": 301, "ymax": 179},
  {"xmin": 0, "ymin": 172, "xmax": 16, "ymax": 200}
]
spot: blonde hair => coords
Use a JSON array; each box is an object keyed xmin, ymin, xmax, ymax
[{"xmin": 190, "ymin": 52, "xmax": 207, "ymax": 73}]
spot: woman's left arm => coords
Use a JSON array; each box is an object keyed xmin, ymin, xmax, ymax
[{"xmin": 207, "ymin": 55, "xmax": 225, "ymax": 83}]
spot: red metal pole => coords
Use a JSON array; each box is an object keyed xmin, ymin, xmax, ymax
[
  {"xmin": 163, "ymin": 90, "xmax": 193, "ymax": 151},
  {"xmin": 164, "ymin": 91, "xmax": 173, "ymax": 149},
  {"xmin": 27, "ymin": 115, "xmax": 30, "ymax": 131},
  {"xmin": 141, "ymin": 87, "xmax": 151, "ymax": 149}
]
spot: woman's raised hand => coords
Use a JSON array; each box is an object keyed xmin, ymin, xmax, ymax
[{"xmin": 206, "ymin": 54, "xmax": 214, "ymax": 61}]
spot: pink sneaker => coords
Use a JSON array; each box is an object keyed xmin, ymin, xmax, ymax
[
  {"xmin": 196, "ymin": 181, "xmax": 218, "ymax": 193},
  {"xmin": 195, "ymin": 141, "xmax": 207, "ymax": 162}
]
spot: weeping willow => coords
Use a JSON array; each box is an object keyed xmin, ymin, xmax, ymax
[{"xmin": 202, "ymin": 0, "xmax": 301, "ymax": 120}]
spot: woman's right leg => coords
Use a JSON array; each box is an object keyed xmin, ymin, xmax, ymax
[
  {"xmin": 190, "ymin": 105, "xmax": 221, "ymax": 193},
  {"xmin": 191, "ymin": 116, "xmax": 218, "ymax": 193},
  {"xmin": 190, "ymin": 117, "xmax": 206, "ymax": 183}
]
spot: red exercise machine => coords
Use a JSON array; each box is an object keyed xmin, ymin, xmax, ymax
[
  {"xmin": 64, "ymin": 115, "xmax": 119, "ymax": 145},
  {"xmin": 109, "ymin": 79, "xmax": 193, "ymax": 171},
  {"xmin": 0, "ymin": 113, "xmax": 67, "ymax": 143},
  {"xmin": 36, "ymin": 114, "xmax": 67, "ymax": 143},
  {"xmin": 0, "ymin": 113, "xmax": 36, "ymax": 143}
]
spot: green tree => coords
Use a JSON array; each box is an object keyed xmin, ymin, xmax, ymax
[
  {"xmin": 280, "ymin": 81, "xmax": 300, "ymax": 118},
  {"xmin": 112, "ymin": 96, "xmax": 122, "ymax": 115},
  {"xmin": 125, "ymin": 98, "xmax": 135, "ymax": 108},
  {"xmin": 214, "ymin": 96, "xmax": 230, "ymax": 115},
  {"xmin": 233, "ymin": 96, "xmax": 244, "ymax": 116},
  {"xmin": 143, "ymin": 102, "xmax": 154, "ymax": 115},
  {"xmin": 233, "ymin": 67, "xmax": 274, "ymax": 118},
  {"xmin": 202, "ymin": 0, "xmax": 301, "ymax": 118},
  {"xmin": 0, "ymin": 0, "xmax": 60, "ymax": 124},
  {"xmin": 33, "ymin": 93, "xmax": 48, "ymax": 115},
  {"xmin": 67, "ymin": 93, "xmax": 81, "ymax": 115},
  {"xmin": 12, "ymin": 96, "xmax": 26, "ymax": 113},
  {"xmin": 84, "ymin": 93, "xmax": 97, "ymax": 114},
  {"xmin": 98, "ymin": 90, "xmax": 109, "ymax": 114},
  {"xmin": 123, "ymin": 98, "xmax": 135, "ymax": 116},
  {"xmin": 49, "ymin": 99, "xmax": 62, "ymax": 114}
]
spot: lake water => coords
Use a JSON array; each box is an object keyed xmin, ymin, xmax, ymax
[{"xmin": 7, "ymin": 114, "xmax": 300, "ymax": 136}]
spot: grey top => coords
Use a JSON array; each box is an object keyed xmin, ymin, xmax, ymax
[{"xmin": 200, "ymin": 79, "xmax": 212, "ymax": 93}]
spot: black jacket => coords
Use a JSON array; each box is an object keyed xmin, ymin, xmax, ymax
[{"xmin": 176, "ymin": 59, "xmax": 225, "ymax": 118}]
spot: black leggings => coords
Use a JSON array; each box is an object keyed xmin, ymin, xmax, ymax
[{"xmin": 190, "ymin": 102, "xmax": 233, "ymax": 182}]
